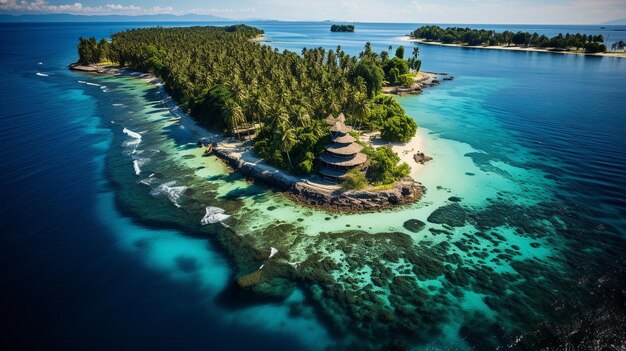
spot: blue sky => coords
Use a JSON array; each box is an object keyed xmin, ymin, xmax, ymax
[{"xmin": 0, "ymin": 0, "xmax": 625, "ymax": 23}]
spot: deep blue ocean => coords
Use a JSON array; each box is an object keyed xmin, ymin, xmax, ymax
[{"xmin": 1, "ymin": 21, "xmax": 625, "ymax": 350}]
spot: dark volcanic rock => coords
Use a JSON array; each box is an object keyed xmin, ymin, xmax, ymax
[
  {"xmin": 427, "ymin": 204, "xmax": 467, "ymax": 227},
  {"xmin": 448, "ymin": 196, "xmax": 462, "ymax": 202},
  {"xmin": 403, "ymin": 219, "xmax": 426, "ymax": 233},
  {"xmin": 413, "ymin": 152, "xmax": 433, "ymax": 164}
]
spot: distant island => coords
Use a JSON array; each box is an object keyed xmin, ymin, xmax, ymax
[
  {"xmin": 407, "ymin": 25, "xmax": 626, "ymax": 57},
  {"xmin": 71, "ymin": 25, "xmax": 439, "ymax": 210},
  {"xmin": 330, "ymin": 24, "xmax": 355, "ymax": 32}
]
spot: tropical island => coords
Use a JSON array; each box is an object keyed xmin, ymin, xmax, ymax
[
  {"xmin": 330, "ymin": 24, "xmax": 355, "ymax": 32},
  {"xmin": 71, "ymin": 25, "xmax": 435, "ymax": 211},
  {"xmin": 407, "ymin": 25, "xmax": 626, "ymax": 57}
]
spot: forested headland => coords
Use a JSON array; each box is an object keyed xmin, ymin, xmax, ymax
[
  {"xmin": 76, "ymin": 25, "xmax": 422, "ymax": 183},
  {"xmin": 410, "ymin": 25, "xmax": 608, "ymax": 53},
  {"xmin": 330, "ymin": 24, "xmax": 355, "ymax": 32}
]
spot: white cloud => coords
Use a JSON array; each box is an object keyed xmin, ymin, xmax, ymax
[
  {"xmin": 0, "ymin": 1, "xmax": 177, "ymax": 15},
  {"xmin": 0, "ymin": 0, "xmax": 623, "ymax": 23}
]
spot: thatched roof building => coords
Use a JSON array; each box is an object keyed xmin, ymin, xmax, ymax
[
  {"xmin": 325, "ymin": 113, "xmax": 346, "ymax": 126},
  {"xmin": 318, "ymin": 115, "xmax": 367, "ymax": 182}
]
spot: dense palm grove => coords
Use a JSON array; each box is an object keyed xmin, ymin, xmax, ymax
[
  {"xmin": 411, "ymin": 25, "xmax": 608, "ymax": 53},
  {"xmin": 77, "ymin": 25, "xmax": 420, "ymax": 180}
]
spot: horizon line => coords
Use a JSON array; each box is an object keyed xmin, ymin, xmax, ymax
[{"xmin": 0, "ymin": 13, "xmax": 623, "ymax": 26}]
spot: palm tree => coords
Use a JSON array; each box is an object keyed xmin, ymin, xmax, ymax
[
  {"xmin": 349, "ymin": 92, "xmax": 370, "ymax": 130},
  {"xmin": 276, "ymin": 112, "xmax": 296, "ymax": 169},
  {"xmin": 412, "ymin": 46, "xmax": 420, "ymax": 59},
  {"xmin": 249, "ymin": 91, "xmax": 269, "ymax": 125},
  {"xmin": 227, "ymin": 101, "xmax": 245, "ymax": 139}
]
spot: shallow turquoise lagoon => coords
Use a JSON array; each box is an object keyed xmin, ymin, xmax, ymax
[{"xmin": 2, "ymin": 21, "xmax": 625, "ymax": 350}]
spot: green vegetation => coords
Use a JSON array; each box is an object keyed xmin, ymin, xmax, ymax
[
  {"xmin": 77, "ymin": 37, "xmax": 111, "ymax": 64},
  {"xmin": 76, "ymin": 25, "xmax": 419, "ymax": 177},
  {"xmin": 341, "ymin": 168, "xmax": 368, "ymax": 190},
  {"xmin": 330, "ymin": 24, "xmax": 355, "ymax": 32},
  {"xmin": 364, "ymin": 146, "xmax": 410, "ymax": 184},
  {"xmin": 381, "ymin": 113, "xmax": 418, "ymax": 142},
  {"xmin": 411, "ymin": 25, "xmax": 608, "ymax": 53},
  {"xmin": 364, "ymin": 43, "xmax": 422, "ymax": 85},
  {"xmin": 611, "ymin": 40, "xmax": 625, "ymax": 52}
]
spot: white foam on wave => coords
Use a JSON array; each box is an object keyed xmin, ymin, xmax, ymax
[
  {"xmin": 139, "ymin": 178, "xmax": 158, "ymax": 186},
  {"xmin": 122, "ymin": 127, "xmax": 142, "ymax": 153},
  {"xmin": 133, "ymin": 160, "xmax": 141, "ymax": 175},
  {"xmin": 36, "ymin": 72, "xmax": 49, "ymax": 77},
  {"xmin": 150, "ymin": 181, "xmax": 187, "ymax": 208},
  {"xmin": 123, "ymin": 127, "xmax": 142, "ymax": 140},
  {"xmin": 135, "ymin": 157, "xmax": 151, "ymax": 166},
  {"xmin": 269, "ymin": 247, "xmax": 278, "ymax": 258},
  {"xmin": 201, "ymin": 206, "xmax": 230, "ymax": 225},
  {"xmin": 112, "ymin": 103, "xmax": 125, "ymax": 107},
  {"xmin": 121, "ymin": 140, "xmax": 140, "ymax": 150},
  {"xmin": 37, "ymin": 62, "xmax": 43, "ymax": 65},
  {"xmin": 77, "ymin": 80, "xmax": 102, "ymax": 87}
]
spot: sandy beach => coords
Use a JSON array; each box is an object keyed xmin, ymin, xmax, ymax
[
  {"xmin": 362, "ymin": 130, "xmax": 426, "ymax": 178},
  {"xmin": 400, "ymin": 36, "xmax": 626, "ymax": 58}
]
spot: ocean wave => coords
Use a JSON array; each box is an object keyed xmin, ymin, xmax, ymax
[
  {"xmin": 36, "ymin": 72, "xmax": 49, "ymax": 77},
  {"xmin": 37, "ymin": 62, "xmax": 43, "ymax": 65},
  {"xmin": 138, "ymin": 177, "xmax": 158, "ymax": 186},
  {"xmin": 77, "ymin": 80, "xmax": 102, "ymax": 87},
  {"xmin": 133, "ymin": 160, "xmax": 141, "ymax": 175},
  {"xmin": 201, "ymin": 206, "xmax": 230, "ymax": 225},
  {"xmin": 135, "ymin": 157, "xmax": 151, "ymax": 166},
  {"xmin": 121, "ymin": 140, "xmax": 140, "ymax": 150},
  {"xmin": 112, "ymin": 103, "xmax": 126, "ymax": 107},
  {"xmin": 123, "ymin": 127, "xmax": 142, "ymax": 140},
  {"xmin": 150, "ymin": 181, "xmax": 187, "ymax": 208},
  {"xmin": 122, "ymin": 127, "xmax": 142, "ymax": 153}
]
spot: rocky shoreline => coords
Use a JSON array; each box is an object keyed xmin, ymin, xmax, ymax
[
  {"xmin": 71, "ymin": 62, "xmax": 426, "ymax": 212},
  {"xmin": 382, "ymin": 71, "xmax": 452, "ymax": 96},
  {"xmin": 69, "ymin": 63, "xmax": 121, "ymax": 74},
  {"xmin": 212, "ymin": 142, "xmax": 424, "ymax": 213}
]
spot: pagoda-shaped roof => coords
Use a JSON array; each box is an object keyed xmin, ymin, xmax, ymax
[
  {"xmin": 325, "ymin": 142, "xmax": 363, "ymax": 156},
  {"xmin": 320, "ymin": 152, "xmax": 367, "ymax": 167},
  {"xmin": 331, "ymin": 133, "xmax": 356, "ymax": 143},
  {"xmin": 325, "ymin": 114, "xmax": 336, "ymax": 126},
  {"xmin": 319, "ymin": 167, "xmax": 349, "ymax": 180},
  {"xmin": 330, "ymin": 121, "xmax": 353, "ymax": 133},
  {"xmin": 325, "ymin": 113, "xmax": 347, "ymax": 126}
]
